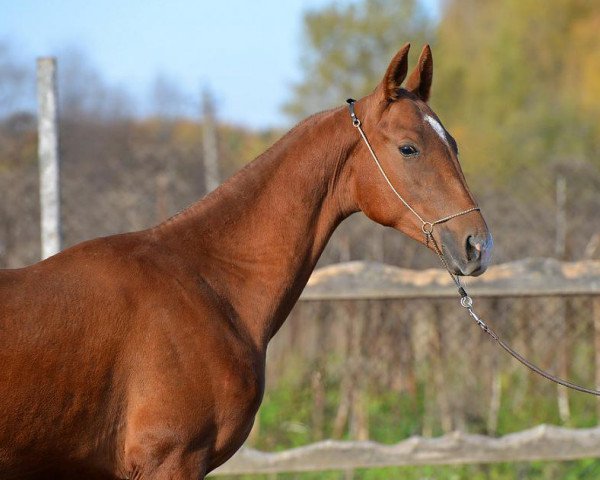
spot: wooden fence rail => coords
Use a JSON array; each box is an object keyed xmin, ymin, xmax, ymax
[
  {"xmin": 211, "ymin": 425, "xmax": 600, "ymax": 475},
  {"xmin": 300, "ymin": 258, "xmax": 600, "ymax": 300}
]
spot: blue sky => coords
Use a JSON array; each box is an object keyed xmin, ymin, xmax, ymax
[{"xmin": 1, "ymin": 0, "xmax": 440, "ymax": 129}]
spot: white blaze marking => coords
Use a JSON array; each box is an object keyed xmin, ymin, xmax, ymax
[{"xmin": 424, "ymin": 115, "xmax": 449, "ymax": 147}]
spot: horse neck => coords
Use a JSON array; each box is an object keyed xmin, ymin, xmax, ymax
[{"xmin": 154, "ymin": 107, "xmax": 357, "ymax": 351}]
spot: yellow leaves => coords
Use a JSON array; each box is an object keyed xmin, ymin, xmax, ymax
[
  {"xmin": 432, "ymin": 0, "xmax": 600, "ymax": 179},
  {"xmin": 567, "ymin": 12, "xmax": 600, "ymax": 112},
  {"xmin": 219, "ymin": 124, "xmax": 282, "ymax": 171},
  {"xmin": 171, "ymin": 121, "xmax": 201, "ymax": 146}
]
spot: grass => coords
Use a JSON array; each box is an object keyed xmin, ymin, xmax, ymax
[{"xmin": 212, "ymin": 357, "xmax": 600, "ymax": 479}]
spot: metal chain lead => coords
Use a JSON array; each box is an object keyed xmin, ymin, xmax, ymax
[{"xmin": 346, "ymin": 98, "xmax": 600, "ymax": 397}]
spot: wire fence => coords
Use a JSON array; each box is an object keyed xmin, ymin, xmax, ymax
[
  {"xmin": 263, "ymin": 295, "xmax": 600, "ymax": 443},
  {"xmin": 208, "ymin": 263, "xmax": 600, "ymax": 476}
]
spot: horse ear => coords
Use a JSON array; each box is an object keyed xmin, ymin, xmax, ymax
[
  {"xmin": 405, "ymin": 44, "xmax": 433, "ymax": 102},
  {"xmin": 380, "ymin": 43, "xmax": 411, "ymax": 101}
]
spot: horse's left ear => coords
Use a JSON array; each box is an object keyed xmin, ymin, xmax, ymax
[
  {"xmin": 379, "ymin": 43, "xmax": 411, "ymax": 101},
  {"xmin": 405, "ymin": 45, "xmax": 433, "ymax": 103}
]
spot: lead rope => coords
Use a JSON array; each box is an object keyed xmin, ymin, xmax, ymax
[{"xmin": 346, "ymin": 98, "xmax": 600, "ymax": 396}]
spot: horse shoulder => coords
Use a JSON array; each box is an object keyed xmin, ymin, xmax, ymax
[
  {"xmin": 86, "ymin": 235, "xmax": 267, "ymax": 472},
  {"xmin": 120, "ymin": 291, "xmax": 264, "ymax": 477}
]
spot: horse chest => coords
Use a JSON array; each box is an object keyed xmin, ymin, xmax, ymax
[{"xmin": 207, "ymin": 360, "xmax": 264, "ymax": 468}]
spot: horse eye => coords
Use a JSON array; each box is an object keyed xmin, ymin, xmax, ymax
[{"xmin": 399, "ymin": 145, "xmax": 419, "ymax": 157}]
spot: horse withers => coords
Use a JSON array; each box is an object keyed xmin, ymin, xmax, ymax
[{"xmin": 0, "ymin": 44, "xmax": 491, "ymax": 479}]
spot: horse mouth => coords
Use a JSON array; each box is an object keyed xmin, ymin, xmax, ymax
[{"xmin": 460, "ymin": 263, "xmax": 488, "ymax": 277}]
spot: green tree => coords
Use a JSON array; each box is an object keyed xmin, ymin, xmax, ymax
[
  {"xmin": 284, "ymin": 0, "xmax": 433, "ymax": 119},
  {"xmin": 287, "ymin": 0, "xmax": 600, "ymax": 175}
]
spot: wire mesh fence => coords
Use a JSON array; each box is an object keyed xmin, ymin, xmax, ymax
[
  {"xmin": 203, "ymin": 294, "xmax": 597, "ymax": 479},
  {"xmin": 256, "ymin": 295, "xmax": 600, "ymax": 452}
]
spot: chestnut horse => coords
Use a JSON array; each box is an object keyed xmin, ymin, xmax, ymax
[{"xmin": 0, "ymin": 44, "xmax": 491, "ymax": 479}]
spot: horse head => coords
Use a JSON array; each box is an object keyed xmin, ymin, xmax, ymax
[{"xmin": 348, "ymin": 43, "xmax": 492, "ymax": 276}]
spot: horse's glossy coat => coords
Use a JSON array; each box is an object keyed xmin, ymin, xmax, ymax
[{"xmin": 0, "ymin": 44, "xmax": 491, "ymax": 479}]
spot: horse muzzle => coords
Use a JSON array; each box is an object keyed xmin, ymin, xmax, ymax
[{"xmin": 441, "ymin": 229, "xmax": 493, "ymax": 277}]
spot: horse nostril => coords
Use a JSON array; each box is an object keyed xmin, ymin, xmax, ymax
[{"xmin": 466, "ymin": 235, "xmax": 482, "ymax": 262}]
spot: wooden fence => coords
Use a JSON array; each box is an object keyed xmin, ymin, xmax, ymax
[
  {"xmin": 210, "ymin": 258, "xmax": 600, "ymax": 476},
  {"xmin": 213, "ymin": 425, "xmax": 600, "ymax": 475},
  {"xmin": 300, "ymin": 257, "xmax": 600, "ymax": 300}
]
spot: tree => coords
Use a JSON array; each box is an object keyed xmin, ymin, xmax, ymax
[
  {"xmin": 151, "ymin": 74, "xmax": 190, "ymax": 119},
  {"xmin": 284, "ymin": 0, "xmax": 433, "ymax": 120},
  {"xmin": 0, "ymin": 42, "xmax": 30, "ymax": 118},
  {"xmin": 433, "ymin": 0, "xmax": 600, "ymax": 175},
  {"xmin": 57, "ymin": 47, "xmax": 133, "ymax": 121}
]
